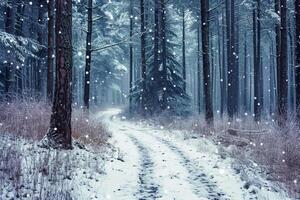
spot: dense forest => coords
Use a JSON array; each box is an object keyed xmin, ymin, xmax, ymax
[
  {"xmin": 0, "ymin": 0, "xmax": 300, "ymax": 199},
  {"xmin": 1, "ymin": 0, "xmax": 300, "ymax": 123}
]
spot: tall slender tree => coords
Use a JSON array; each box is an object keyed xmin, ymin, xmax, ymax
[
  {"xmin": 226, "ymin": 0, "xmax": 238, "ymax": 119},
  {"xmin": 275, "ymin": 0, "xmax": 281, "ymax": 116},
  {"xmin": 295, "ymin": 0, "xmax": 300, "ymax": 119},
  {"xmin": 140, "ymin": 0, "xmax": 147, "ymax": 114},
  {"xmin": 243, "ymin": 32, "xmax": 248, "ymax": 113},
  {"xmin": 47, "ymin": 0, "xmax": 54, "ymax": 101},
  {"xmin": 129, "ymin": 0, "xmax": 134, "ymax": 114},
  {"xmin": 4, "ymin": 0, "xmax": 14, "ymax": 98},
  {"xmin": 270, "ymin": 39, "xmax": 276, "ymax": 115},
  {"xmin": 197, "ymin": 9, "xmax": 202, "ymax": 114},
  {"xmin": 36, "ymin": 0, "xmax": 45, "ymax": 98},
  {"xmin": 221, "ymin": 9, "xmax": 227, "ymax": 117},
  {"xmin": 278, "ymin": 0, "xmax": 288, "ymax": 122},
  {"xmin": 15, "ymin": 0, "xmax": 26, "ymax": 95},
  {"xmin": 160, "ymin": 0, "xmax": 167, "ymax": 110},
  {"xmin": 253, "ymin": 0, "xmax": 262, "ymax": 121},
  {"xmin": 201, "ymin": 0, "xmax": 213, "ymax": 124},
  {"xmin": 182, "ymin": 7, "xmax": 186, "ymax": 92},
  {"xmin": 83, "ymin": 0, "xmax": 93, "ymax": 111},
  {"xmin": 41, "ymin": 0, "xmax": 73, "ymax": 149}
]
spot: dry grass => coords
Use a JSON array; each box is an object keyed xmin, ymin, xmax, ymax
[
  {"xmin": 163, "ymin": 115, "xmax": 300, "ymax": 198},
  {"xmin": 0, "ymin": 99, "xmax": 111, "ymax": 148},
  {"xmin": 0, "ymin": 99, "xmax": 51, "ymax": 140}
]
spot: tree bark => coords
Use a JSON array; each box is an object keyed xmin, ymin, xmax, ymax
[
  {"xmin": 295, "ymin": 0, "xmax": 300, "ymax": 119},
  {"xmin": 275, "ymin": 0, "xmax": 281, "ymax": 118},
  {"xmin": 182, "ymin": 7, "xmax": 186, "ymax": 92},
  {"xmin": 15, "ymin": 0, "xmax": 25, "ymax": 95},
  {"xmin": 197, "ymin": 9, "xmax": 202, "ymax": 114},
  {"xmin": 4, "ymin": 0, "xmax": 14, "ymax": 98},
  {"xmin": 201, "ymin": 0, "xmax": 214, "ymax": 124},
  {"xmin": 221, "ymin": 9, "xmax": 226, "ymax": 117},
  {"xmin": 270, "ymin": 40, "xmax": 276, "ymax": 115},
  {"xmin": 41, "ymin": 0, "xmax": 73, "ymax": 149},
  {"xmin": 140, "ymin": 0, "xmax": 147, "ymax": 114},
  {"xmin": 83, "ymin": 0, "xmax": 93, "ymax": 112},
  {"xmin": 226, "ymin": 0, "xmax": 237, "ymax": 120},
  {"xmin": 278, "ymin": 0, "xmax": 288, "ymax": 123},
  {"xmin": 160, "ymin": 0, "xmax": 167, "ymax": 110},
  {"xmin": 217, "ymin": 12, "xmax": 222, "ymax": 115},
  {"xmin": 47, "ymin": 0, "xmax": 54, "ymax": 101},
  {"xmin": 243, "ymin": 32, "xmax": 248, "ymax": 113},
  {"xmin": 36, "ymin": 0, "xmax": 45, "ymax": 98},
  {"xmin": 129, "ymin": 0, "xmax": 134, "ymax": 114},
  {"xmin": 253, "ymin": 1, "xmax": 262, "ymax": 121}
]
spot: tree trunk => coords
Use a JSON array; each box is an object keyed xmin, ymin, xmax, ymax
[
  {"xmin": 36, "ymin": 0, "xmax": 45, "ymax": 99},
  {"xmin": 41, "ymin": 0, "xmax": 73, "ymax": 149},
  {"xmin": 4, "ymin": 0, "xmax": 14, "ymax": 98},
  {"xmin": 235, "ymin": 8, "xmax": 240, "ymax": 115},
  {"xmin": 197, "ymin": 9, "xmax": 202, "ymax": 114},
  {"xmin": 160, "ymin": 0, "xmax": 167, "ymax": 110},
  {"xmin": 275, "ymin": 0, "xmax": 281, "ymax": 117},
  {"xmin": 230, "ymin": 0, "xmax": 238, "ymax": 118},
  {"xmin": 288, "ymin": 20, "xmax": 295, "ymax": 112},
  {"xmin": 295, "ymin": 0, "xmax": 300, "ymax": 119},
  {"xmin": 15, "ymin": 0, "xmax": 25, "ymax": 96},
  {"xmin": 221, "ymin": 9, "xmax": 226, "ymax": 117},
  {"xmin": 83, "ymin": 0, "xmax": 93, "ymax": 112},
  {"xmin": 243, "ymin": 32, "xmax": 248, "ymax": 113},
  {"xmin": 201, "ymin": 0, "xmax": 214, "ymax": 124},
  {"xmin": 217, "ymin": 12, "xmax": 222, "ymax": 116},
  {"xmin": 129, "ymin": 0, "xmax": 134, "ymax": 114},
  {"xmin": 47, "ymin": 0, "xmax": 54, "ymax": 101},
  {"xmin": 278, "ymin": 0, "xmax": 288, "ymax": 123},
  {"xmin": 270, "ymin": 40, "xmax": 276, "ymax": 115},
  {"xmin": 182, "ymin": 7, "xmax": 186, "ymax": 92},
  {"xmin": 226, "ymin": 0, "xmax": 237, "ymax": 119},
  {"xmin": 140, "ymin": 0, "xmax": 147, "ymax": 114},
  {"xmin": 253, "ymin": 1, "xmax": 262, "ymax": 121}
]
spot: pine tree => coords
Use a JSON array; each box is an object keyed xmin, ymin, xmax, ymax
[{"xmin": 133, "ymin": 0, "xmax": 190, "ymax": 116}]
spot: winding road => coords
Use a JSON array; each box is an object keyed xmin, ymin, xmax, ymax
[{"xmin": 95, "ymin": 109, "xmax": 290, "ymax": 200}]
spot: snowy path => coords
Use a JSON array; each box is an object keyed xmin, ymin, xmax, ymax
[{"xmin": 95, "ymin": 109, "xmax": 291, "ymax": 200}]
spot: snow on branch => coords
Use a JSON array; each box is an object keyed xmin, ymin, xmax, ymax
[
  {"xmin": 91, "ymin": 31, "xmax": 146, "ymax": 53},
  {"xmin": 0, "ymin": 31, "xmax": 46, "ymax": 60}
]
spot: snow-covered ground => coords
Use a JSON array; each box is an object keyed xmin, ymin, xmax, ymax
[
  {"xmin": 94, "ymin": 108, "xmax": 292, "ymax": 200},
  {"xmin": 0, "ymin": 135, "xmax": 108, "ymax": 200},
  {"xmin": 0, "ymin": 108, "xmax": 293, "ymax": 200}
]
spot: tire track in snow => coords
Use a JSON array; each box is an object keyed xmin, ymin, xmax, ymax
[
  {"xmin": 149, "ymin": 134, "xmax": 229, "ymax": 200},
  {"xmin": 126, "ymin": 134, "xmax": 161, "ymax": 200}
]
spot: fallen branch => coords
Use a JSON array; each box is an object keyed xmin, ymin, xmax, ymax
[{"xmin": 227, "ymin": 128, "xmax": 270, "ymax": 135}]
